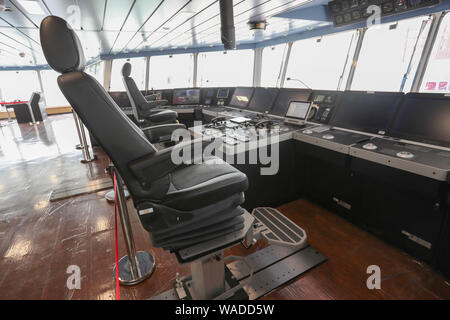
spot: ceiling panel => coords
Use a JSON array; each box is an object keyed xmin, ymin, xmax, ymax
[
  {"xmin": 120, "ymin": 0, "xmax": 162, "ymax": 32},
  {"xmin": 149, "ymin": 1, "xmax": 219, "ymax": 48},
  {"xmin": 43, "ymin": 0, "xmax": 106, "ymax": 31},
  {"xmin": 103, "ymin": 0, "xmax": 135, "ymax": 31},
  {"xmin": 131, "ymin": 0, "xmax": 216, "ymax": 50},
  {"xmin": 0, "ymin": 1, "xmax": 39, "ymax": 28},
  {"xmin": 0, "ymin": 0, "xmax": 347, "ymax": 68},
  {"xmin": 122, "ymin": 0, "xmax": 190, "ymax": 52}
]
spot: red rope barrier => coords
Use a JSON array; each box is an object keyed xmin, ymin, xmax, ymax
[{"xmin": 113, "ymin": 171, "xmax": 120, "ymax": 300}]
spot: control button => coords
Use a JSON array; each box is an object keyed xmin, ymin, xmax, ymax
[
  {"xmin": 396, "ymin": 151, "xmax": 414, "ymax": 159},
  {"xmin": 363, "ymin": 143, "xmax": 378, "ymax": 150},
  {"xmin": 303, "ymin": 129, "xmax": 313, "ymax": 134},
  {"xmin": 322, "ymin": 134, "xmax": 335, "ymax": 140}
]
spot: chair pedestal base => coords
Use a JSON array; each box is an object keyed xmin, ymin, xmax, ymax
[
  {"xmin": 150, "ymin": 208, "xmax": 327, "ymax": 300},
  {"xmin": 80, "ymin": 155, "xmax": 97, "ymax": 163},
  {"xmin": 105, "ymin": 189, "xmax": 130, "ymax": 202},
  {"xmin": 114, "ymin": 251, "xmax": 155, "ymax": 286}
]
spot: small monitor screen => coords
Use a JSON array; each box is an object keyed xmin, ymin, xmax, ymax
[
  {"xmin": 248, "ymin": 88, "xmax": 279, "ymax": 113},
  {"xmin": 285, "ymin": 101, "xmax": 311, "ymax": 120},
  {"xmin": 388, "ymin": 93, "xmax": 450, "ymax": 148},
  {"xmin": 229, "ymin": 87, "xmax": 254, "ymax": 108},
  {"xmin": 217, "ymin": 88, "xmax": 229, "ymax": 99},
  {"xmin": 330, "ymin": 91, "xmax": 403, "ymax": 134},
  {"xmin": 173, "ymin": 89, "xmax": 200, "ymax": 105},
  {"xmin": 270, "ymin": 89, "xmax": 312, "ymax": 116}
]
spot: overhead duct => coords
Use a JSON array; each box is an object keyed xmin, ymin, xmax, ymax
[{"xmin": 219, "ymin": 0, "xmax": 235, "ymax": 50}]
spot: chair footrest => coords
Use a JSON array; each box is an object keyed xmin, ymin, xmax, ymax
[{"xmin": 251, "ymin": 207, "xmax": 307, "ymax": 249}]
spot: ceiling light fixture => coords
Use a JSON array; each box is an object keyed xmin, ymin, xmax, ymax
[
  {"xmin": 17, "ymin": 0, "xmax": 45, "ymax": 15},
  {"xmin": 0, "ymin": 0, "xmax": 12, "ymax": 11}
]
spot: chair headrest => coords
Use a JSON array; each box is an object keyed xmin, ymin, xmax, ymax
[
  {"xmin": 122, "ymin": 63, "xmax": 132, "ymax": 77},
  {"xmin": 40, "ymin": 16, "xmax": 86, "ymax": 74}
]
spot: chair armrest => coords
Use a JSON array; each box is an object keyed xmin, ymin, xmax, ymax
[
  {"xmin": 142, "ymin": 123, "xmax": 186, "ymax": 143},
  {"xmin": 128, "ymin": 137, "xmax": 214, "ymax": 183},
  {"xmin": 139, "ymin": 100, "xmax": 169, "ymax": 111},
  {"xmin": 145, "ymin": 94, "xmax": 158, "ymax": 101}
]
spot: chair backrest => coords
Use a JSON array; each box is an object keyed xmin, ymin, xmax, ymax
[
  {"xmin": 29, "ymin": 92, "xmax": 40, "ymax": 107},
  {"xmin": 122, "ymin": 62, "xmax": 147, "ymax": 121},
  {"xmin": 40, "ymin": 16, "xmax": 157, "ymax": 199}
]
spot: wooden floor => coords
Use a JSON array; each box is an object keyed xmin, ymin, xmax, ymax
[{"xmin": 0, "ymin": 115, "xmax": 449, "ymax": 300}]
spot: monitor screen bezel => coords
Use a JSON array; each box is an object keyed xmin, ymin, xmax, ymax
[
  {"xmin": 229, "ymin": 87, "xmax": 255, "ymax": 108},
  {"xmin": 269, "ymin": 88, "xmax": 312, "ymax": 117},
  {"xmin": 172, "ymin": 88, "xmax": 201, "ymax": 105},
  {"xmin": 216, "ymin": 88, "xmax": 230, "ymax": 99},
  {"xmin": 329, "ymin": 91, "xmax": 404, "ymax": 135},
  {"xmin": 247, "ymin": 87, "xmax": 280, "ymax": 114},
  {"xmin": 387, "ymin": 93, "xmax": 450, "ymax": 148}
]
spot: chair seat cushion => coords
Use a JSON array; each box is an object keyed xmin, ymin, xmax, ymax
[{"xmin": 162, "ymin": 158, "xmax": 248, "ymax": 211}]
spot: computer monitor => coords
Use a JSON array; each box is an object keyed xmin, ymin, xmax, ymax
[
  {"xmin": 270, "ymin": 88, "xmax": 312, "ymax": 116},
  {"xmin": 285, "ymin": 101, "xmax": 312, "ymax": 120},
  {"xmin": 173, "ymin": 88, "xmax": 201, "ymax": 105},
  {"xmin": 206, "ymin": 89, "xmax": 216, "ymax": 98},
  {"xmin": 388, "ymin": 93, "xmax": 450, "ymax": 148},
  {"xmin": 330, "ymin": 91, "xmax": 403, "ymax": 135},
  {"xmin": 248, "ymin": 88, "xmax": 279, "ymax": 113},
  {"xmin": 229, "ymin": 87, "xmax": 254, "ymax": 108},
  {"xmin": 217, "ymin": 88, "xmax": 229, "ymax": 99},
  {"xmin": 203, "ymin": 88, "xmax": 216, "ymax": 105}
]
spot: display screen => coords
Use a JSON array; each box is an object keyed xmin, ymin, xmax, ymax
[
  {"xmin": 205, "ymin": 89, "xmax": 215, "ymax": 98},
  {"xmin": 285, "ymin": 101, "xmax": 311, "ymax": 120},
  {"xmin": 270, "ymin": 88, "xmax": 312, "ymax": 116},
  {"xmin": 172, "ymin": 89, "xmax": 200, "ymax": 105},
  {"xmin": 330, "ymin": 91, "xmax": 403, "ymax": 134},
  {"xmin": 388, "ymin": 93, "xmax": 450, "ymax": 148},
  {"xmin": 248, "ymin": 88, "xmax": 279, "ymax": 113},
  {"xmin": 229, "ymin": 87, "xmax": 254, "ymax": 108},
  {"xmin": 217, "ymin": 88, "xmax": 229, "ymax": 99}
]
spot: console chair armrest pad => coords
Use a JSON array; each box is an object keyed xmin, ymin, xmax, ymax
[
  {"xmin": 142, "ymin": 123, "xmax": 186, "ymax": 142},
  {"xmin": 145, "ymin": 94, "xmax": 157, "ymax": 101},
  {"xmin": 139, "ymin": 100, "xmax": 168, "ymax": 111},
  {"xmin": 128, "ymin": 137, "xmax": 215, "ymax": 183}
]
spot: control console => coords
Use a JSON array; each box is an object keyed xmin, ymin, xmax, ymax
[{"xmin": 351, "ymin": 137, "xmax": 450, "ymax": 182}]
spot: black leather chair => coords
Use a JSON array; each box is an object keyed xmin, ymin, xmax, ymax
[
  {"xmin": 121, "ymin": 62, "xmax": 173, "ymax": 126},
  {"xmin": 9, "ymin": 92, "xmax": 47, "ymax": 123},
  {"xmin": 40, "ymin": 16, "xmax": 248, "ymax": 252}
]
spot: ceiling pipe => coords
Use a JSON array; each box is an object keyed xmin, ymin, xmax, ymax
[{"xmin": 219, "ymin": 0, "xmax": 235, "ymax": 50}]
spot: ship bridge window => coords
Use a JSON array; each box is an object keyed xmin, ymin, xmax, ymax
[
  {"xmin": 261, "ymin": 44, "xmax": 288, "ymax": 87},
  {"xmin": 0, "ymin": 71, "xmax": 40, "ymax": 111},
  {"xmin": 40, "ymin": 70, "xmax": 70, "ymax": 108},
  {"xmin": 149, "ymin": 54, "xmax": 194, "ymax": 89},
  {"xmin": 351, "ymin": 16, "xmax": 431, "ymax": 92},
  {"xmin": 285, "ymin": 30, "xmax": 358, "ymax": 90},
  {"xmin": 198, "ymin": 50, "xmax": 254, "ymax": 87},
  {"xmin": 420, "ymin": 13, "xmax": 450, "ymax": 93},
  {"xmin": 85, "ymin": 61, "xmax": 104, "ymax": 84}
]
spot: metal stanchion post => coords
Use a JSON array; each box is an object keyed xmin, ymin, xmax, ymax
[
  {"xmin": 72, "ymin": 110, "xmax": 84, "ymax": 150},
  {"xmin": 72, "ymin": 110, "xmax": 97, "ymax": 163},
  {"xmin": 27, "ymin": 103, "xmax": 37, "ymax": 125},
  {"xmin": 105, "ymin": 161, "xmax": 130, "ymax": 202},
  {"xmin": 111, "ymin": 166, "xmax": 155, "ymax": 285}
]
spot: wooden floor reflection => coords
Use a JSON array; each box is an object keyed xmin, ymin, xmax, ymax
[{"xmin": 0, "ymin": 115, "xmax": 449, "ymax": 300}]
